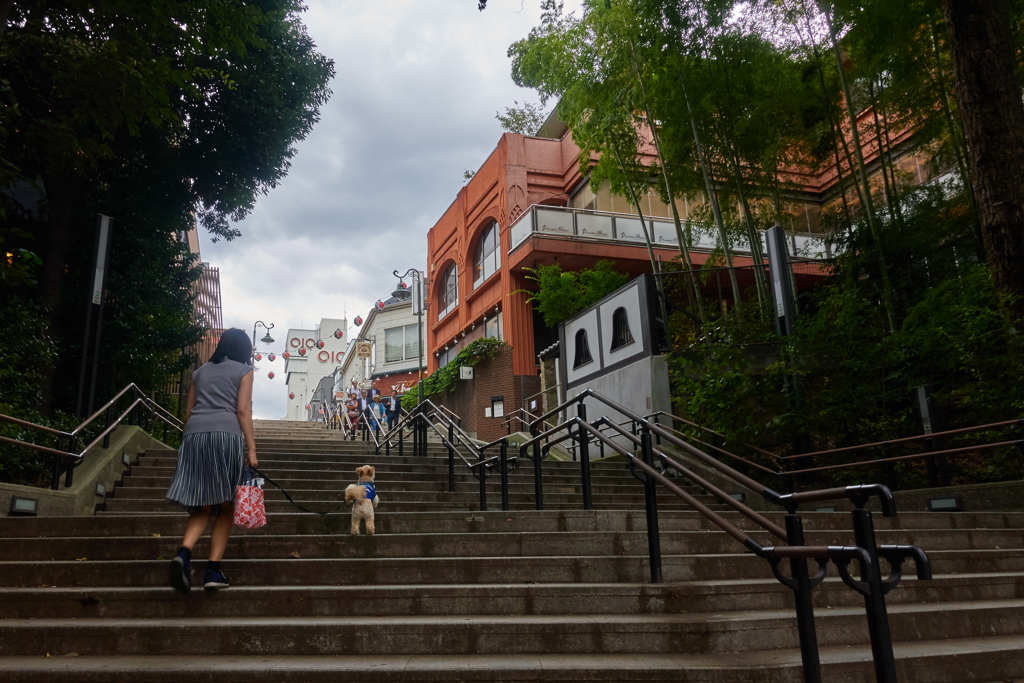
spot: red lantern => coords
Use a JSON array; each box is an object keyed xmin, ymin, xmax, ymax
[
  {"xmin": 299, "ymin": 348, "xmax": 306, "ymax": 356},
  {"xmin": 269, "ymin": 353, "xmax": 276, "ymax": 362},
  {"xmin": 317, "ymin": 340, "xmax": 325, "ymax": 349},
  {"xmin": 334, "ymin": 329, "xmax": 343, "ymax": 339},
  {"xmin": 376, "ymin": 299, "xmax": 385, "ymax": 310},
  {"xmin": 354, "ymin": 315, "xmax": 363, "ymax": 326},
  {"xmin": 255, "ymin": 353, "xmax": 262, "ymax": 361},
  {"xmin": 305, "ymin": 404, "xmax": 310, "ymax": 410},
  {"xmin": 283, "ymin": 351, "xmax": 290, "ymax": 359},
  {"xmin": 268, "ymin": 371, "xmax": 275, "ymax": 379},
  {"xmin": 289, "ymin": 392, "xmax": 295, "ymax": 399}
]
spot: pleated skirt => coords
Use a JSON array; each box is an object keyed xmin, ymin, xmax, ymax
[{"xmin": 165, "ymin": 431, "xmax": 245, "ymax": 511}]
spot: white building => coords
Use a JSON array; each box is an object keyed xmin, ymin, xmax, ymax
[
  {"xmin": 339, "ymin": 294, "xmax": 426, "ymax": 398},
  {"xmin": 281, "ymin": 317, "xmax": 348, "ymax": 420}
]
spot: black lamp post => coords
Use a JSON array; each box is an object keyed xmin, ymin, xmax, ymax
[
  {"xmin": 392, "ymin": 268, "xmax": 424, "ymax": 404},
  {"xmin": 252, "ymin": 321, "xmax": 275, "ymax": 363}
]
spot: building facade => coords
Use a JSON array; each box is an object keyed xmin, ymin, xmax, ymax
[
  {"xmin": 281, "ymin": 317, "xmax": 348, "ymax": 420},
  {"xmin": 424, "ymin": 105, "xmax": 946, "ymax": 419},
  {"xmin": 338, "ymin": 295, "xmax": 426, "ymax": 399}
]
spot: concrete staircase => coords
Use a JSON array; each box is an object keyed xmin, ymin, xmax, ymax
[{"xmin": 1, "ymin": 418, "xmax": 1023, "ymax": 681}]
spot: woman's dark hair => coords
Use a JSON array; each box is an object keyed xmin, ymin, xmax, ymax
[{"xmin": 210, "ymin": 328, "xmax": 253, "ymax": 365}]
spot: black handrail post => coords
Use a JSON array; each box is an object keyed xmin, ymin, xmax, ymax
[
  {"xmin": 530, "ymin": 423, "xmax": 544, "ymax": 511},
  {"xmin": 420, "ymin": 417, "xmax": 427, "ymax": 458},
  {"xmin": 62, "ymin": 436, "xmax": 74, "ymax": 488},
  {"xmin": 499, "ymin": 439, "xmax": 510, "ymax": 511},
  {"xmin": 412, "ymin": 415, "xmax": 419, "ymax": 457},
  {"xmin": 785, "ymin": 513, "xmax": 823, "ymax": 683},
  {"xmin": 398, "ymin": 422, "xmax": 404, "ymax": 457},
  {"xmin": 102, "ymin": 408, "xmax": 112, "ymax": 449},
  {"xmin": 640, "ymin": 425, "xmax": 663, "ymax": 583},
  {"xmin": 447, "ymin": 422, "xmax": 456, "ymax": 493},
  {"xmin": 478, "ymin": 449, "xmax": 488, "ymax": 511},
  {"xmin": 852, "ymin": 503, "xmax": 898, "ymax": 683},
  {"xmin": 50, "ymin": 457, "xmax": 61, "ymax": 490},
  {"xmin": 577, "ymin": 404, "xmax": 592, "ymax": 510},
  {"xmin": 385, "ymin": 432, "xmax": 391, "ymax": 457}
]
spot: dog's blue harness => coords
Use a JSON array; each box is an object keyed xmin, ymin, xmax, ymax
[{"xmin": 356, "ymin": 482, "xmax": 376, "ymax": 501}]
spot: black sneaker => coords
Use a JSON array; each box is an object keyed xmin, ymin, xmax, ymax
[
  {"xmin": 169, "ymin": 556, "xmax": 191, "ymax": 593},
  {"xmin": 203, "ymin": 567, "xmax": 230, "ymax": 591}
]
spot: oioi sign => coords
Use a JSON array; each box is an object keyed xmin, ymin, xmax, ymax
[{"xmin": 289, "ymin": 337, "xmax": 344, "ymax": 364}]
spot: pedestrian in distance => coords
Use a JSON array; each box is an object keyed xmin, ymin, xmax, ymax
[
  {"xmin": 372, "ymin": 395, "xmax": 386, "ymax": 434},
  {"xmin": 165, "ymin": 328, "xmax": 258, "ymax": 592}
]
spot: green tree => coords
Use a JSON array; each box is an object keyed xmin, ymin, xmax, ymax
[
  {"xmin": 523, "ymin": 260, "xmax": 630, "ymax": 327},
  {"xmin": 1, "ymin": 1, "xmax": 334, "ymax": 411},
  {"xmin": 496, "ymin": 100, "xmax": 546, "ymax": 134}
]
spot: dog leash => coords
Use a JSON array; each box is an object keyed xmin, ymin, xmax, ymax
[{"xmin": 250, "ymin": 466, "xmax": 351, "ymax": 517}]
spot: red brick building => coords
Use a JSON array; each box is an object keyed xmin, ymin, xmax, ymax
[{"xmin": 424, "ymin": 107, "xmax": 944, "ymax": 429}]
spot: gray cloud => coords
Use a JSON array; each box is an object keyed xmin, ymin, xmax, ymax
[{"xmin": 199, "ymin": 0, "xmax": 582, "ymax": 419}]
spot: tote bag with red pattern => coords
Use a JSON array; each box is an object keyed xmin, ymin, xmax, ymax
[{"xmin": 233, "ymin": 468, "xmax": 267, "ymax": 529}]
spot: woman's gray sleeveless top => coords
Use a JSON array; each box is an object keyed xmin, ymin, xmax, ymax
[{"xmin": 184, "ymin": 359, "xmax": 252, "ymax": 435}]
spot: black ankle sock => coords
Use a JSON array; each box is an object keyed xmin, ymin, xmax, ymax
[
  {"xmin": 177, "ymin": 546, "xmax": 192, "ymax": 562},
  {"xmin": 207, "ymin": 560, "xmax": 221, "ymax": 571}
]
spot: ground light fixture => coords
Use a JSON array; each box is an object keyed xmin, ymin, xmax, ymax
[
  {"xmin": 9, "ymin": 496, "xmax": 38, "ymax": 516},
  {"xmin": 928, "ymin": 496, "xmax": 963, "ymax": 512}
]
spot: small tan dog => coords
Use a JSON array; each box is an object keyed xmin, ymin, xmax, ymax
[{"xmin": 344, "ymin": 465, "xmax": 380, "ymax": 535}]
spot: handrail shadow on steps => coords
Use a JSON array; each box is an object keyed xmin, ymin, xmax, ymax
[
  {"xmin": 0, "ymin": 383, "xmax": 184, "ymax": 490},
  {"xmin": 516, "ymin": 388, "xmax": 930, "ymax": 683}
]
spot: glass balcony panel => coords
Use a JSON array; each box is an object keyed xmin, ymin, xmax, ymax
[
  {"xmin": 508, "ymin": 210, "xmax": 534, "ymax": 252},
  {"xmin": 536, "ymin": 207, "xmax": 574, "ymax": 236},
  {"xmin": 576, "ymin": 211, "xmax": 614, "ymax": 239},
  {"xmin": 651, "ymin": 217, "xmax": 678, "ymax": 246},
  {"xmin": 793, "ymin": 233, "xmax": 828, "ymax": 259},
  {"xmin": 614, "ymin": 217, "xmax": 648, "ymax": 243}
]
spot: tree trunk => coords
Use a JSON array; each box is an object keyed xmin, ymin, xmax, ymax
[
  {"xmin": 682, "ymin": 82, "xmax": 742, "ymax": 314},
  {"xmin": 942, "ymin": 0, "xmax": 1024, "ymax": 317}
]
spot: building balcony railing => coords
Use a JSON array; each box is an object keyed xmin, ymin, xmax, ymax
[{"xmin": 508, "ymin": 204, "xmax": 831, "ymax": 261}]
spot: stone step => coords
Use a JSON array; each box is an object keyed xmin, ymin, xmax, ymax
[
  {"xmin": 118, "ymin": 473, "xmax": 686, "ymax": 490},
  {"xmin": 3, "ymin": 548, "xmax": 1023, "ymax": 588},
  {"xmin": 3, "ymin": 573, "xmax": 1021, "ymax": 619},
  {"xmin": 4, "ymin": 510, "xmax": 1023, "ymax": 538},
  {"xmin": 99, "ymin": 499, "xmax": 712, "ymax": 514},
  {"xmin": 6, "ymin": 638, "xmax": 1023, "ymax": 682},
  {"xmin": 2, "ymin": 600, "xmax": 1022, "ymax": 657},
  {"xmin": 7, "ymin": 528, "xmax": 1021, "ymax": 562}
]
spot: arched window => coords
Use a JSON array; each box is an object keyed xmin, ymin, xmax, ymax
[
  {"xmin": 609, "ymin": 307, "xmax": 635, "ymax": 351},
  {"xmin": 573, "ymin": 329, "xmax": 593, "ymax": 369},
  {"xmin": 473, "ymin": 221, "xmax": 500, "ymax": 289},
  {"xmin": 438, "ymin": 264, "xmax": 458, "ymax": 320}
]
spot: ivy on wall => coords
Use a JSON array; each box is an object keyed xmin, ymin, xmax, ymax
[{"xmin": 401, "ymin": 337, "xmax": 505, "ymax": 412}]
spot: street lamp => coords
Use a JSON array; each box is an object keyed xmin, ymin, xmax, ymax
[
  {"xmin": 252, "ymin": 321, "xmax": 275, "ymax": 363},
  {"xmin": 392, "ymin": 268, "xmax": 424, "ymax": 403}
]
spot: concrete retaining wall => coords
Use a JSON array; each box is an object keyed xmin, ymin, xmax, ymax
[{"xmin": 2, "ymin": 426, "xmax": 172, "ymax": 517}]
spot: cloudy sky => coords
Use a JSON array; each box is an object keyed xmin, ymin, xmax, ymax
[{"xmin": 197, "ymin": 1, "xmax": 580, "ymax": 418}]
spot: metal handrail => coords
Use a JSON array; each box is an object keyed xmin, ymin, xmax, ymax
[
  {"xmin": 645, "ymin": 409, "xmax": 780, "ymax": 460},
  {"xmin": 650, "ymin": 407, "xmax": 1023, "ymax": 482},
  {"xmin": 0, "ymin": 383, "xmax": 184, "ymax": 490},
  {"xmin": 778, "ymin": 416, "xmax": 1024, "ymax": 460},
  {"xmin": 523, "ymin": 387, "xmax": 930, "ymax": 683}
]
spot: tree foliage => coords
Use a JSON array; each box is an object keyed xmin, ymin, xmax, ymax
[
  {"xmin": 523, "ymin": 259, "xmax": 631, "ymax": 327},
  {"xmin": 402, "ymin": 337, "xmax": 504, "ymax": 412},
  {"xmin": 496, "ymin": 100, "xmax": 546, "ymax": 134},
  {"xmin": 0, "ymin": 1, "xmax": 334, "ymax": 414}
]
